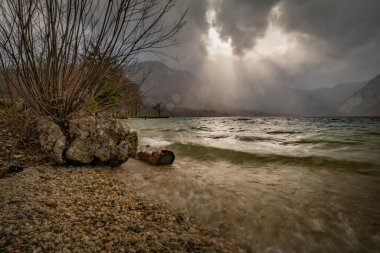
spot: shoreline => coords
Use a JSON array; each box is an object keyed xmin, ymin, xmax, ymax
[
  {"xmin": 0, "ymin": 165, "xmax": 238, "ymax": 252},
  {"xmin": 0, "ymin": 126, "xmax": 239, "ymax": 253}
]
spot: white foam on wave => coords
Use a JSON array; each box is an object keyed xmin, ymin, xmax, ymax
[{"xmin": 142, "ymin": 137, "xmax": 173, "ymax": 148}]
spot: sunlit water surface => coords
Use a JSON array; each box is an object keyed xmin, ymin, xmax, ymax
[{"xmin": 116, "ymin": 117, "xmax": 380, "ymax": 252}]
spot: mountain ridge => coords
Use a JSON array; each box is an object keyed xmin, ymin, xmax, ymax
[
  {"xmin": 338, "ymin": 73, "xmax": 380, "ymax": 116},
  {"xmin": 137, "ymin": 61, "xmax": 376, "ymax": 116}
]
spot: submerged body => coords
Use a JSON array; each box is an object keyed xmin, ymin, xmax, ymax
[{"xmin": 119, "ymin": 117, "xmax": 380, "ymax": 252}]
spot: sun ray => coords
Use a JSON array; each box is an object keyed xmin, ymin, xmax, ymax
[{"xmin": 206, "ymin": 10, "xmax": 233, "ymax": 57}]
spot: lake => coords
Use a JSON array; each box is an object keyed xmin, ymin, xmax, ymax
[{"xmin": 118, "ymin": 117, "xmax": 380, "ymax": 252}]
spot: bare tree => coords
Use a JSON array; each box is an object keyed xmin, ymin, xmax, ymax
[
  {"xmin": 123, "ymin": 81, "xmax": 144, "ymax": 116},
  {"xmin": 0, "ymin": 0, "xmax": 186, "ymax": 126},
  {"xmin": 153, "ymin": 102, "xmax": 161, "ymax": 116}
]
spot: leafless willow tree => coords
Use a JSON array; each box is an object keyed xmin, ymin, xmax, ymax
[
  {"xmin": 0, "ymin": 0, "xmax": 186, "ymax": 126},
  {"xmin": 122, "ymin": 81, "xmax": 144, "ymax": 115}
]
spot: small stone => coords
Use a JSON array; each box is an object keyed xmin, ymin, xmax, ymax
[
  {"xmin": 45, "ymin": 199, "xmax": 58, "ymax": 208},
  {"xmin": 52, "ymin": 226, "xmax": 63, "ymax": 233},
  {"xmin": 61, "ymin": 248, "xmax": 70, "ymax": 253},
  {"xmin": 4, "ymin": 225, "xmax": 13, "ymax": 235},
  {"xmin": 13, "ymin": 154, "xmax": 23, "ymax": 159},
  {"xmin": 8, "ymin": 165, "xmax": 24, "ymax": 173},
  {"xmin": 176, "ymin": 214, "xmax": 185, "ymax": 223},
  {"xmin": 130, "ymin": 225, "xmax": 142, "ymax": 233},
  {"xmin": 104, "ymin": 242, "xmax": 113, "ymax": 252}
]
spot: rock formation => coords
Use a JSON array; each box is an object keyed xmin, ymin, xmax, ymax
[{"xmin": 37, "ymin": 116, "xmax": 138, "ymax": 166}]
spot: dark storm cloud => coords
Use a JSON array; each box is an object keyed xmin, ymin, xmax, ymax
[
  {"xmin": 177, "ymin": 0, "xmax": 210, "ymax": 56},
  {"xmin": 175, "ymin": 0, "xmax": 380, "ymax": 58},
  {"xmin": 149, "ymin": 0, "xmax": 209, "ymax": 70},
  {"xmin": 277, "ymin": 0, "xmax": 380, "ymax": 57},
  {"xmin": 160, "ymin": 0, "xmax": 380, "ymax": 91},
  {"xmin": 212, "ymin": 0, "xmax": 280, "ymax": 55}
]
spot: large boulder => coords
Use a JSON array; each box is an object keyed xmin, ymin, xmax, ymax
[
  {"xmin": 37, "ymin": 118, "xmax": 66, "ymax": 164},
  {"xmin": 65, "ymin": 138, "xmax": 95, "ymax": 164},
  {"xmin": 37, "ymin": 116, "xmax": 138, "ymax": 166}
]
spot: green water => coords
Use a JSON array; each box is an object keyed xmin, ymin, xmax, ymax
[{"xmin": 117, "ymin": 117, "xmax": 380, "ymax": 252}]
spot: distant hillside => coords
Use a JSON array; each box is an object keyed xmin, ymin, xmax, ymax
[
  {"xmin": 136, "ymin": 61, "xmax": 286, "ymax": 117},
  {"xmin": 135, "ymin": 61, "xmax": 375, "ymax": 116},
  {"xmin": 290, "ymin": 81, "xmax": 367, "ymax": 116},
  {"xmin": 243, "ymin": 80, "xmax": 367, "ymax": 116},
  {"xmin": 162, "ymin": 107, "xmax": 284, "ymax": 117},
  {"xmin": 338, "ymin": 74, "xmax": 380, "ymax": 116},
  {"xmin": 136, "ymin": 61, "xmax": 202, "ymax": 108}
]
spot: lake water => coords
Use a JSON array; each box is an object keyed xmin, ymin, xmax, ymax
[{"xmin": 118, "ymin": 117, "xmax": 380, "ymax": 252}]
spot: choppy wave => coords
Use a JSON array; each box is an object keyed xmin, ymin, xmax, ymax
[
  {"xmin": 233, "ymin": 135, "xmax": 359, "ymax": 146},
  {"xmin": 168, "ymin": 142, "xmax": 379, "ymax": 174},
  {"xmin": 190, "ymin": 126, "xmax": 212, "ymax": 131},
  {"xmin": 122, "ymin": 117, "xmax": 380, "ymax": 252},
  {"xmin": 159, "ymin": 128, "xmax": 188, "ymax": 133},
  {"xmin": 283, "ymin": 139, "xmax": 360, "ymax": 146},
  {"xmin": 128, "ymin": 117, "xmax": 380, "ymax": 170},
  {"xmin": 366, "ymin": 131, "xmax": 380, "ymax": 136},
  {"xmin": 267, "ymin": 130, "xmax": 303, "ymax": 135},
  {"xmin": 234, "ymin": 118, "xmax": 251, "ymax": 121},
  {"xmin": 175, "ymin": 128, "xmax": 188, "ymax": 132},
  {"xmin": 208, "ymin": 135, "xmax": 229, "ymax": 139},
  {"xmin": 142, "ymin": 138, "xmax": 173, "ymax": 148},
  {"xmin": 236, "ymin": 135, "xmax": 273, "ymax": 142}
]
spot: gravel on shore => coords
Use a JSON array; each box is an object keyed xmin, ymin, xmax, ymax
[
  {"xmin": 0, "ymin": 166, "xmax": 238, "ymax": 253},
  {"xmin": 0, "ymin": 126, "xmax": 239, "ymax": 253}
]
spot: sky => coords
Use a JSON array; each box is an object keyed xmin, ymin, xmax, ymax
[{"xmin": 154, "ymin": 0, "xmax": 380, "ymax": 90}]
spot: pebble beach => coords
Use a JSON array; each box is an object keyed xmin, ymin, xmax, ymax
[{"xmin": 0, "ymin": 127, "xmax": 238, "ymax": 253}]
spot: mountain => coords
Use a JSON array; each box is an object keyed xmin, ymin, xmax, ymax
[
  {"xmin": 288, "ymin": 81, "xmax": 367, "ymax": 116},
  {"xmin": 242, "ymin": 80, "xmax": 367, "ymax": 116},
  {"xmin": 162, "ymin": 107, "xmax": 284, "ymax": 117},
  {"xmin": 135, "ymin": 61, "xmax": 283, "ymax": 116},
  {"xmin": 135, "ymin": 61, "xmax": 376, "ymax": 116},
  {"xmin": 136, "ymin": 61, "xmax": 203, "ymax": 108},
  {"xmin": 312, "ymin": 81, "xmax": 368, "ymax": 105},
  {"xmin": 338, "ymin": 74, "xmax": 380, "ymax": 116}
]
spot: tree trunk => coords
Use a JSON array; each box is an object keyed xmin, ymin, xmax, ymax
[{"xmin": 136, "ymin": 145, "xmax": 175, "ymax": 165}]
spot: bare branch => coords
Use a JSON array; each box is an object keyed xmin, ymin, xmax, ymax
[{"xmin": 0, "ymin": 0, "xmax": 186, "ymax": 124}]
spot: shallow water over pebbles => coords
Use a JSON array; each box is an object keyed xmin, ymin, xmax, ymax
[{"xmin": 119, "ymin": 117, "xmax": 380, "ymax": 252}]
